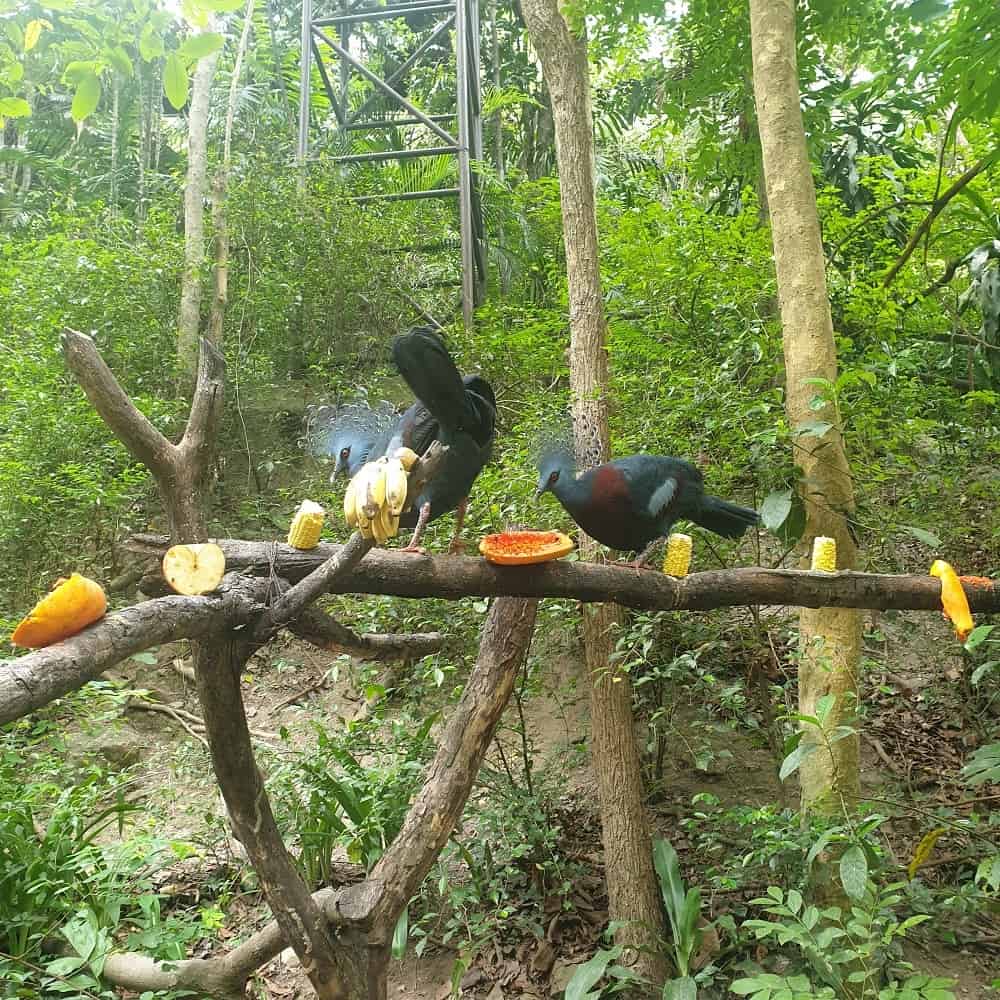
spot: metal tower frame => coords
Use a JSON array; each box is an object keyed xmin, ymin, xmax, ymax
[{"xmin": 298, "ymin": 0, "xmax": 487, "ymax": 328}]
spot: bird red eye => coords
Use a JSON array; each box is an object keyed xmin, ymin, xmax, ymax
[
  {"xmin": 549, "ymin": 470, "xmax": 559, "ymax": 484},
  {"xmin": 340, "ymin": 447, "xmax": 350, "ymax": 461}
]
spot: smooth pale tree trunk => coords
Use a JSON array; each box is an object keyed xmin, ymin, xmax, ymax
[
  {"xmin": 178, "ymin": 52, "xmax": 220, "ymax": 382},
  {"xmin": 520, "ymin": 0, "xmax": 669, "ymax": 986},
  {"xmin": 749, "ymin": 0, "xmax": 861, "ymax": 814}
]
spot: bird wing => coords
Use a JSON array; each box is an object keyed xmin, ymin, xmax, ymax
[
  {"xmin": 390, "ymin": 401, "xmax": 439, "ymax": 457},
  {"xmin": 392, "ymin": 327, "xmax": 479, "ymax": 434},
  {"xmin": 643, "ymin": 475, "xmax": 678, "ymax": 519}
]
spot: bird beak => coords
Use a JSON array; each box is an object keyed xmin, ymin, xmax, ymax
[{"xmin": 534, "ymin": 483, "xmax": 546, "ymax": 500}]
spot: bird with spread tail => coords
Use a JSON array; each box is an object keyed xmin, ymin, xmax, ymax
[
  {"xmin": 390, "ymin": 326, "xmax": 496, "ymax": 553},
  {"xmin": 304, "ymin": 327, "xmax": 495, "ymax": 553},
  {"xmin": 535, "ymin": 442, "xmax": 758, "ymax": 566}
]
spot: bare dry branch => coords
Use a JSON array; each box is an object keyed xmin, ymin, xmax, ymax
[
  {"xmin": 289, "ymin": 606, "xmax": 444, "ymax": 661},
  {"xmin": 61, "ymin": 329, "xmax": 175, "ymax": 475}
]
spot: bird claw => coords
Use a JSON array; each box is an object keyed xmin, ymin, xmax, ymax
[{"xmin": 400, "ymin": 545, "xmax": 428, "ymax": 555}]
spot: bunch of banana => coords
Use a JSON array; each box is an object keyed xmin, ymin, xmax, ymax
[{"xmin": 343, "ymin": 447, "xmax": 420, "ymax": 545}]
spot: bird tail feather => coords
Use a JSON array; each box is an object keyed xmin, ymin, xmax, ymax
[
  {"xmin": 392, "ymin": 327, "xmax": 476, "ymax": 434},
  {"xmin": 692, "ymin": 496, "xmax": 759, "ymax": 539}
]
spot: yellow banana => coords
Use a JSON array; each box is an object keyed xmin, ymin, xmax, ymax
[
  {"xmin": 367, "ymin": 457, "xmax": 388, "ymax": 509},
  {"xmin": 350, "ymin": 462, "xmax": 377, "ymax": 519},
  {"xmin": 377, "ymin": 504, "xmax": 398, "ymax": 541},
  {"xmin": 358, "ymin": 521, "xmax": 374, "ymax": 540},
  {"xmin": 343, "ymin": 479, "xmax": 358, "ymax": 527},
  {"xmin": 385, "ymin": 458, "xmax": 408, "ymax": 516},
  {"xmin": 394, "ymin": 447, "xmax": 419, "ymax": 471}
]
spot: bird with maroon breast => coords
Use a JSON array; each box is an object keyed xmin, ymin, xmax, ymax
[{"xmin": 535, "ymin": 440, "xmax": 758, "ymax": 566}]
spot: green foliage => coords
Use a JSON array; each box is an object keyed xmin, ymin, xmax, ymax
[
  {"xmin": 0, "ymin": 736, "xmax": 207, "ymax": 996},
  {"xmin": 740, "ymin": 883, "xmax": 954, "ymax": 999},
  {"xmin": 652, "ymin": 838, "xmax": 704, "ymax": 986},
  {"xmin": 269, "ymin": 712, "xmax": 436, "ymax": 885}
]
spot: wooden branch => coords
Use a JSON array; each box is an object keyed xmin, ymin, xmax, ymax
[
  {"xmin": 364, "ymin": 598, "xmax": 538, "ymax": 982},
  {"xmin": 61, "ymin": 329, "xmax": 175, "ymax": 475},
  {"xmin": 62, "ymin": 328, "xmax": 219, "ymax": 543},
  {"xmin": 180, "ymin": 337, "xmax": 226, "ymax": 464},
  {"xmin": 289, "ymin": 607, "xmax": 444, "ymax": 662},
  {"xmin": 883, "ymin": 151, "xmax": 999, "ymax": 287},
  {"xmin": 192, "ymin": 637, "xmax": 356, "ymax": 999},
  {"xmin": 97, "ymin": 884, "xmax": 365, "ymax": 998},
  {"xmin": 0, "ymin": 578, "xmax": 264, "ymax": 726},
  {"xmin": 254, "ymin": 531, "xmax": 374, "ymax": 641},
  {"xmin": 130, "ymin": 536, "xmax": 1000, "ymax": 614}
]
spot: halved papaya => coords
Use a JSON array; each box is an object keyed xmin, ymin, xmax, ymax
[
  {"xmin": 479, "ymin": 530, "xmax": 574, "ymax": 566},
  {"xmin": 11, "ymin": 573, "xmax": 107, "ymax": 648}
]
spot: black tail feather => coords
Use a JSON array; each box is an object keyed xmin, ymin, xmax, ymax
[
  {"xmin": 693, "ymin": 495, "xmax": 759, "ymax": 539},
  {"xmin": 392, "ymin": 327, "xmax": 477, "ymax": 435}
]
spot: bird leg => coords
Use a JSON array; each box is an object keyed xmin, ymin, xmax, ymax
[
  {"xmin": 626, "ymin": 538, "xmax": 664, "ymax": 570},
  {"xmin": 401, "ymin": 502, "xmax": 432, "ymax": 554},
  {"xmin": 447, "ymin": 498, "xmax": 469, "ymax": 555}
]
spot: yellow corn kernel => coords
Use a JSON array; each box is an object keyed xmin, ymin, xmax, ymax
[
  {"xmin": 811, "ymin": 536, "xmax": 837, "ymax": 573},
  {"xmin": 287, "ymin": 500, "xmax": 325, "ymax": 549},
  {"xmin": 663, "ymin": 533, "xmax": 692, "ymax": 577}
]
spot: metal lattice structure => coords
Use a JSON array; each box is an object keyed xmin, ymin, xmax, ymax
[{"xmin": 298, "ymin": 0, "xmax": 486, "ymax": 328}]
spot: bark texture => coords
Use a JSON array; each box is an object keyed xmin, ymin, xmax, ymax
[
  {"xmin": 519, "ymin": 0, "xmax": 668, "ymax": 983},
  {"xmin": 178, "ymin": 51, "xmax": 219, "ymax": 379},
  {"xmin": 750, "ymin": 0, "xmax": 861, "ymax": 811}
]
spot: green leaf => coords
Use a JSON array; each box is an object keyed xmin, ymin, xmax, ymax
[
  {"xmin": 140, "ymin": 23, "xmax": 165, "ymax": 61},
  {"xmin": 760, "ymin": 486, "xmax": 805, "ymax": 544},
  {"xmin": 662, "ymin": 976, "xmax": 697, "ymax": 1000},
  {"xmin": 391, "ymin": 905, "xmax": 408, "ymax": 960},
  {"xmin": 565, "ymin": 946, "xmax": 622, "ymax": 1000},
  {"xmin": 760, "ymin": 488, "xmax": 792, "ymax": 532},
  {"xmin": 779, "ymin": 740, "xmax": 819, "ymax": 781},
  {"xmin": 163, "ymin": 52, "xmax": 189, "ymax": 110},
  {"xmin": 792, "ymin": 420, "xmax": 833, "ymax": 439},
  {"xmin": 906, "ymin": 0, "xmax": 949, "ymax": 21},
  {"xmin": 0, "ymin": 97, "xmax": 31, "ymax": 118},
  {"xmin": 815, "ymin": 694, "xmax": 835, "ymax": 726},
  {"xmin": 963, "ymin": 624, "xmax": 995, "ymax": 652},
  {"xmin": 902, "ymin": 525, "xmax": 941, "ymax": 547},
  {"xmin": 71, "ymin": 72, "xmax": 102, "ymax": 123},
  {"xmin": 839, "ymin": 845, "xmax": 868, "ymax": 901},
  {"xmin": 196, "ymin": 0, "xmax": 247, "ymax": 9},
  {"xmin": 63, "ymin": 59, "xmax": 99, "ymax": 85},
  {"xmin": 62, "ymin": 912, "xmax": 98, "ymax": 960},
  {"xmin": 107, "ymin": 45, "xmax": 134, "ymax": 77},
  {"xmin": 178, "ymin": 32, "xmax": 225, "ymax": 62}
]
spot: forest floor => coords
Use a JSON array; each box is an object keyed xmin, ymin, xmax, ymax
[{"xmin": 52, "ymin": 584, "xmax": 998, "ymax": 999}]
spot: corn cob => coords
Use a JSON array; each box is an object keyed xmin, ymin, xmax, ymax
[
  {"xmin": 287, "ymin": 500, "xmax": 325, "ymax": 549},
  {"xmin": 811, "ymin": 536, "xmax": 837, "ymax": 573},
  {"xmin": 663, "ymin": 533, "xmax": 693, "ymax": 577}
]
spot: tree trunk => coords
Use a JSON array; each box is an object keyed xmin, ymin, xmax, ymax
[
  {"xmin": 519, "ymin": 0, "xmax": 668, "ymax": 986},
  {"xmin": 749, "ymin": 0, "xmax": 861, "ymax": 814},
  {"xmin": 178, "ymin": 52, "xmax": 220, "ymax": 382}
]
